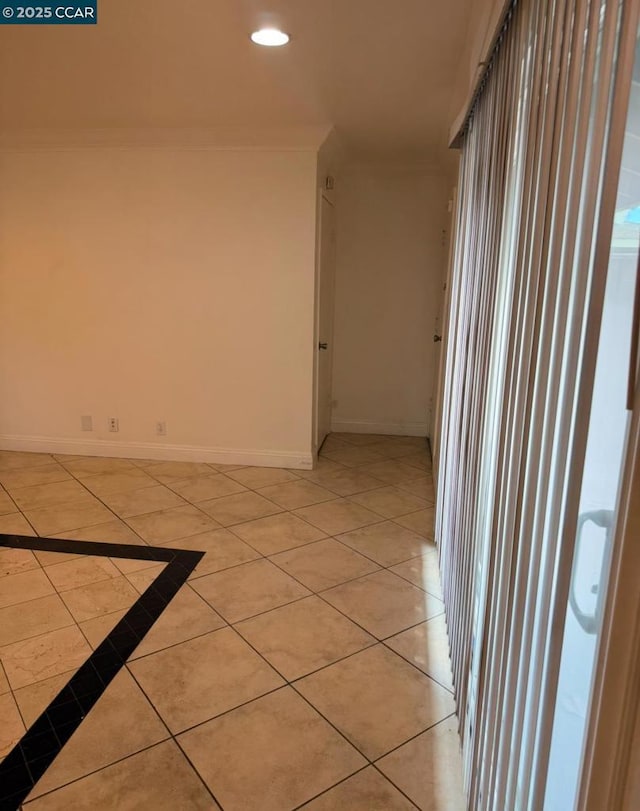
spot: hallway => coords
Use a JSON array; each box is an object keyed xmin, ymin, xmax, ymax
[{"xmin": 0, "ymin": 434, "xmax": 465, "ymax": 810}]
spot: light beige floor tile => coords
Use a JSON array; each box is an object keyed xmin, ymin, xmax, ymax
[
  {"xmin": 52, "ymin": 519, "xmax": 145, "ymax": 547},
  {"xmin": 359, "ymin": 460, "xmax": 427, "ymax": 485},
  {"xmin": 300, "ymin": 767, "xmax": 416, "ymax": 810},
  {"xmin": 303, "ymin": 467, "xmax": 386, "ymax": 497},
  {"xmin": 349, "ymin": 486, "xmax": 428, "ymax": 519},
  {"xmin": 401, "ymin": 452, "xmax": 433, "ymax": 473},
  {"xmin": 398, "ymin": 475, "xmax": 435, "ymax": 503},
  {"xmin": 322, "ymin": 446, "xmax": 386, "ymax": 467},
  {"xmin": 9, "ymin": 480, "xmax": 92, "ymax": 512},
  {"xmin": 0, "ymin": 568, "xmax": 54, "ymax": 609},
  {"xmin": 198, "ymin": 491, "xmax": 283, "ymax": 527},
  {"xmin": 295, "ymin": 458, "xmax": 347, "ymax": 478},
  {"xmin": 14, "ymin": 670, "xmax": 74, "ymax": 725},
  {"xmin": 337, "ymin": 521, "xmax": 432, "ymax": 567},
  {"xmin": 24, "ymin": 501, "xmax": 114, "ymax": 536},
  {"xmin": 0, "ymin": 513, "xmax": 36, "ymax": 536},
  {"xmin": 0, "ymin": 463, "xmax": 72, "ymax": 491},
  {"xmin": 23, "ymin": 740, "xmax": 220, "ymax": 810},
  {"xmin": 111, "ymin": 555, "xmax": 166, "ymax": 575},
  {"xmin": 0, "ymin": 594, "xmax": 74, "ymax": 647},
  {"xmin": 236, "ymin": 596, "xmax": 375, "ymax": 680},
  {"xmin": 157, "ymin": 529, "xmax": 260, "ymax": 578},
  {"xmin": 0, "ymin": 488, "xmax": 17, "ymax": 515},
  {"xmin": 322, "ymin": 570, "xmax": 443, "ymax": 639},
  {"xmin": 124, "ymin": 504, "xmax": 220, "ymax": 544},
  {"xmin": 126, "ymin": 457, "xmax": 166, "ymax": 467},
  {"xmin": 390, "ymin": 549, "xmax": 443, "ymax": 599},
  {"xmin": 296, "ymin": 645, "xmax": 456, "ymax": 759},
  {"xmin": 377, "ymin": 718, "xmax": 466, "ymax": 811},
  {"xmin": 0, "ymin": 662, "xmax": 8, "ymax": 694},
  {"xmin": 129, "ymin": 627, "xmax": 283, "ymax": 733},
  {"xmin": 143, "ymin": 460, "xmax": 216, "ymax": 484},
  {"xmin": 257, "ymin": 480, "xmax": 337, "ymax": 510},
  {"xmin": 99, "ymin": 485, "xmax": 187, "ymax": 519},
  {"xmin": 208, "ymin": 462, "xmax": 247, "ymax": 472},
  {"xmin": 0, "ymin": 547, "xmax": 39, "ymax": 577},
  {"xmin": 78, "ymin": 468, "xmax": 157, "ymax": 496},
  {"xmin": 394, "ymin": 508, "xmax": 435, "ymax": 539},
  {"xmin": 0, "ymin": 451, "xmax": 54, "ymax": 472},
  {"xmin": 60, "ymin": 576, "xmax": 139, "ymax": 622},
  {"xmin": 294, "ymin": 500, "xmax": 382, "ymax": 536},
  {"xmin": 362, "ymin": 441, "xmax": 421, "ymax": 460},
  {"xmin": 31, "ymin": 549, "xmax": 81, "ymax": 567},
  {"xmin": 191, "ymin": 559, "xmax": 310, "ymax": 623},
  {"xmin": 385, "ymin": 615, "xmax": 454, "ymax": 692},
  {"xmin": 167, "ymin": 474, "xmax": 247, "ymax": 503},
  {"xmin": 0, "ymin": 625, "xmax": 91, "ymax": 689},
  {"xmin": 59, "ymin": 457, "xmax": 136, "ymax": 477},
  {"xmin": 318, "ymin": 435, "xmax": 353, "ymax": 452},
  {"xmin": 44, "ymin": 556, "xmax": 120, "ymax": 592},
  {"xmin": 78, "ymin": 609, "xmax": 128, "ymax": 650},
  {"xmin": 178, "ymin": 687, "xmax": 366, "ymax": 811},
  {"xmin": 128, "ymin": 584, "xmax": 226, "ymax": 659},
  {"xmin": 28, "ymin": 669, "xmax": 169, "ymax": 798},
  {"xmin": 271, "ymin": 539, "xmax": 380, "ymax": 592},
  {"xmin": 0, "ymin": 691, "xmax": 25, "ymax": 758},
  {"xmin": 35, "ymin": 529, "xmax": 144, "ymax": 569},
  {"xmin": 226, "ymin": 466, "xmax": 300, "ymax": 489},
  {"xmin": 231, "ymin": 512, "xmax": 326, "ymax": 555},
  {"xmin": 126, "ymin": 564, "xmax": 167, "ymax": 594},
  {"xmin": 330, "ymin": 432, "xmax": 385, "ymax": 446}
]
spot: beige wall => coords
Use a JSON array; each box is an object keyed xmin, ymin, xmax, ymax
[
  {"xmin": 331, "ymin": 165, "xmax": 451, "ymax": 437},
  {"xmin": 0, "ymin": 145, "xmax": 318, "ymax": 467}
]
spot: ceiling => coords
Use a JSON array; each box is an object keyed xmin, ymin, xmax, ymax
[{"xmin": 0, "ymin": 0, "xmax": 472, "ymax": 161}]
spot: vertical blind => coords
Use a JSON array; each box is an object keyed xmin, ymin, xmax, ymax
[{"xmin": 436, "ymin": 0, "xmax": 640, "ymax": 808}]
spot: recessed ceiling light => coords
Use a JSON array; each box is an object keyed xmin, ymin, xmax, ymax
[{"xmin": 250, "ymin": 28, "xmax": 290, "ymax": 47}]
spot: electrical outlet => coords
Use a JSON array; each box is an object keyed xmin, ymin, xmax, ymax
[
  {"xmin": 108, "ymin": 417, "xmax": 119, "ymax": 433},
  {"xmin": 81, "ymin": 415, "xmax": 93, "ymax": 432},
  {"xmin": 156, "ymin": 421, "xmax": 167, "ymax": 436}
]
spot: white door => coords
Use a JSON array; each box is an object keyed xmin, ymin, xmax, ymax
[{"xmin": 316, "ymin": 194, "xmax": 336, "ymax": 448}]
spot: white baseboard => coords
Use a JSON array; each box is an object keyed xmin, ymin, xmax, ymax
[
  {"xmin": 0, "ymin": 434, "xmax": 314, "ymax": 470},
  {"xmin": 330, "ymin": 419, "xmax": 429, "ymax": 438}
]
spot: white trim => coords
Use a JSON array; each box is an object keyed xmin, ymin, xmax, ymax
[
  {"xmin": 330, "ymin": 419, "xmax": 428, "ymax": 437},
  {"xmin": 0, "ymin": 434, "xmax": 314, "ymax": 470}
]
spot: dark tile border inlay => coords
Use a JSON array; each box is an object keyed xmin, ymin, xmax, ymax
[{"xmin": 0, "ymin": 533, "xmax": 204, "ymax": 810}]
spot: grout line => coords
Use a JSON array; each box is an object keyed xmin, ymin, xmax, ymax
[
  {"xmin": 173, "ymin": 738, "xmax": 227, "ymax": 810},
  {"xmin": 369, "ymin": 762, "xmax": 424, "ymax": 810},
  {"xmin": 371, "ymin": 711, "xmax": 459, "ymax": 764},
  {"xmin": 261, "ymin": 554, "xmax": 451, "ymax": 687},
  {"xmin": 21, "ymin": 739, "xmax": 174, "ymax": 806},
  {"xmin": 289, "ymin": 764, "xmax": 373, "ymax": 810},
  {"xmin": 193, "ymin": 589, "xmax": 312, "ymax": 626},
  {"xmin": 122, "ymin": 664, "xmax": 226, "ymax": 810}
]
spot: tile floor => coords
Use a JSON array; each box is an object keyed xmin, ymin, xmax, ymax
[{"xmin": 0, "ymin": 433, "xmax": 466, "ymax": 810}]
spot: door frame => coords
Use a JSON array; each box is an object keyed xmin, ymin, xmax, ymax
[
  {"xmin": 431, "ymin": 184, "xmax": 458, "ymax": 486},
  {"xmin": 312, "ymin": 185, "xmax": 336, "ymax": 456}
]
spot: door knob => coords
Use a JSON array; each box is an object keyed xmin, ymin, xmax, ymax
[
  {"xmin": 319, "ymin": 342, "xmax": 328, "ymax": 350},
  {"xmin": 433, "ymin": 335, "xmax": 442, "ymax": 343}
]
